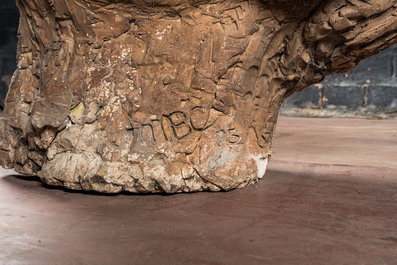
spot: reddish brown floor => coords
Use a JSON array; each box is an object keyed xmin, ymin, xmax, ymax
[{"xmin": 1, "ymin": 116, "xmax": 397, "ymax": 265}]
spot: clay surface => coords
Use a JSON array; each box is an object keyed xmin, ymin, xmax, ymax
[{"xmin": 1, "ymin": 0, "xmax": 396, "ymax": 193}]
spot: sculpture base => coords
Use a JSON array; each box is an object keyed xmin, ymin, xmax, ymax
[{"xmin": 1, "ymin": 115, "xmax": 270, "ymax": 193}]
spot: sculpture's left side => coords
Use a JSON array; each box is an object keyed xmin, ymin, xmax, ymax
[{"xmin": 1, "ymin": 0, "xmax": 279, "ymax": 193}]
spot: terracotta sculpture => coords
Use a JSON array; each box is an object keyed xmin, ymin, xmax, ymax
[{"xmin": 1, "ymin": 0, "xmax": 396, "ymax": 193}]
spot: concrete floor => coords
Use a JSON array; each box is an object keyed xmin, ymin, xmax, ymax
[{"xmin": 1, "ymin": 116, "xmax": 397, "ymax": 265}]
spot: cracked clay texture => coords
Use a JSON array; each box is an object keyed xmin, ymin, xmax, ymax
[{"xmin": 0, "ymin": 0, "xmax": 396, "ymax": 193}]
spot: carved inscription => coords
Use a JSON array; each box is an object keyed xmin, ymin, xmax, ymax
[
  {"xmin": 131, "ymin": 107, "xmax": 229, "ymax": 144},
  {"xmin": 131, "ymin": 124, "xmax": 156, "ymax": 144},
  {"xmin": 217, "ymin": 128, "xmax": 241, "ymax": 145},
  {"xmin": 227, "ymin": 128, "xmax": 241, "ymax": 144}
]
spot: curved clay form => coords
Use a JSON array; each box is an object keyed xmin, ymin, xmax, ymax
[{"xmin": 1, "ymin": 0, "xmax": 396, "ymax": 193}]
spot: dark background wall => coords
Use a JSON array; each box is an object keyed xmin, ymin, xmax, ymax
[
  {"xmin": 0, "ymin": 0, "xmax": 18, "ymax": 107},
  {"xmin": 0, "ymin": 1, "xmax": 396, "ymax": 116},
  {"xmin": 282, "ymin": 44, "xmax": 397, "ymax": 117}
]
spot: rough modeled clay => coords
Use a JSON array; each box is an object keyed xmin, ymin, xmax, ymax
[{"xmin": 1, "ymin": 0, "xmax": 396, "ymax": 193}]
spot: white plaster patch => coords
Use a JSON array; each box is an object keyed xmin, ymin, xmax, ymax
[
  {"xmin": 65, "ymin": 120, "xmax": 73, "ymax": 129},
  {"xmin": 127, "ymin": 153, "xmax": 141, "ymax": 162},
  {"xmin": 249, "ymin": 154, "xmax": 269, "ymax": 179}
]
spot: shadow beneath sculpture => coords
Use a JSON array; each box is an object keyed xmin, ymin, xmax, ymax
[
  {"xmin": 1, "ymin": 174, "xmax": 119, "ymax": 196},
  {"xmin": 1, "ymin": 173, "xmax": 228, "ymax": 196}
]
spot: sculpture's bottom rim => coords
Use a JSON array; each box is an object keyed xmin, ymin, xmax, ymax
[{"xmin": 35, "ymin": 152, "xmax": 269, "ymax": 194}]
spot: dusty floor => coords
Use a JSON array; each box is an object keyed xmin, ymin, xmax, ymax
[{"xmin": 1, "ymin": 116, "xmax": 396, "ymax": 265}]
